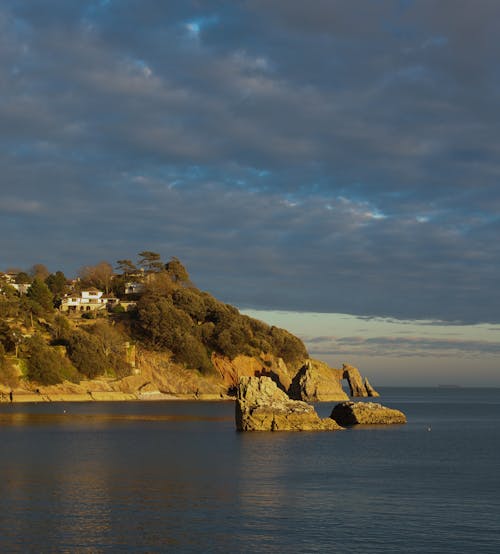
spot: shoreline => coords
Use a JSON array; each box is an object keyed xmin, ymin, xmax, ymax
[{"xmin": 0, "ymin": 391, "xmax": 233, "ymax": 403}]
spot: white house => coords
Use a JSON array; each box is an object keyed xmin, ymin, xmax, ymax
[{"xmin": 60, "ymin": 288, "xmax": 111, "ymax": 313}]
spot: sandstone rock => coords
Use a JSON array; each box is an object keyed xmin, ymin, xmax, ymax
[
  {"xmin": 364, "ymin": 378, "xmax": 380, "ymax": 397},
  {"xmin": 212, "ymin": 352, "xmax": 293, "ymax": 392},
  {"xmin": 236, "ymin": 376, "xmax": 343, "ymax": 431},
  {"xmin": 343, "ymin": 364, "xmax": 369, "ymax": 397},
  {"xmin": 289, "ymin": 359, "xmax": 348, "ymax": 402},
  {"xmin": 330, "ymin": 401, "xmax": 406, "ymax": 425}
]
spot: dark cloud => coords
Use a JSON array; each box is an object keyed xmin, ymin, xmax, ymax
[{"xmin": 1, "ymin": 1, "xmax": 499, "ymax": 323}]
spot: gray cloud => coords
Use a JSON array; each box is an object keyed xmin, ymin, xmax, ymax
[
  {"xmin": 307, "ymin": 334, "xmax": 500, "ymax": 359},
  {"xmin": 1, "ymin": 1, "xmax": 500, "ymax": 323}
]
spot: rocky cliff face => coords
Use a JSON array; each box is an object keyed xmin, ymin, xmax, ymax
[
  {"xmin": 236, "ymin": 376, "xmax": 343, "ymax": 431},
  {"xmin": 2, "ymin": 346, "xmax": 381, "ymax": 404},
  {"xmin": 343, "ymin": 364, "xmax": 380, "ymax": 397},
  {"xmin": 211, "ymin": 352, "xmax": 293, "ymax": 392},
  {"xmin": 288, "ymin": 359, "xmax": 348, "ymax": 402}
]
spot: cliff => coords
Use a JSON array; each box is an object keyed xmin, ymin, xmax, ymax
[
  {"xmin": 1, "ymin": 349, "xmax": 380, "ymax": 404},
  {"xmin": 288, "ymin": 359, "xmax": 348, "ymax": 402}
]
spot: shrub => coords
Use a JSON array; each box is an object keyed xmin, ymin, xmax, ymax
[
  {"xmin": 0, "ymin": 344, "xmax": 19, "ymax": 388},
  {"xmin": 25, "ymin": 335, "xmax": 78, "ymax": 385},
  {"xmin": 67, "ymin": 330, "xmax": 108, "ymax": 379}
]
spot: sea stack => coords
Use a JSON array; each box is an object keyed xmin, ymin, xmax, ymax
[
  {"xmin": 330, "ymin": 401, "xmax": 407, "ymax": 426},
  {"xmin": 235, "ymin": 376, "xmax": 343, "ymax": 432}
]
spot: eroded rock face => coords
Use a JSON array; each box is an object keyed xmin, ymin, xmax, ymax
[
  {"xmin": 364, "ymin": 378, "xmax": 380, "ymax": 397},
  {"xmin": 330, "ymin": 401, "xmax": 407, "ymax": 426},
  {"xmin": 236, "ymin": 376, "xmax": 343, "ymax": 432},
  {"xmin": 288, "ymin": 359, "xmax": 348, "ymax": 402},
  {"xmin": 343, "ymin": 364, "xmax": 369, "ymax": 397},
  {"xmin": 212, "ymin": 352, "xmax": 293, "ymax": 392}
]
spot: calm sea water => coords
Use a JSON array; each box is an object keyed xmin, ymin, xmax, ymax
[{"xmin": 1, "ymin": 388, "xmax": 499, "ymax": 553}]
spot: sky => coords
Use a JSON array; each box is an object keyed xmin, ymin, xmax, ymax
[{"xmin": 1, "ymin": 1, "xmax": 500, "ymax": 385}]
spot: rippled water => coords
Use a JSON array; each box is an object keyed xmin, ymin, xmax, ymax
[{"xmin": 1, "ymin": 388, "xmax": 499, "ymax": 553}]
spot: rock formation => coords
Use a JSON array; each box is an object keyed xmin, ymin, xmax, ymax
[
  {"xmin": 364, "ymin": 377, "xmax": 380, "ymax": 397},
  {"xmin": 342, "ymin": 364, "xmax": 380, "ymax": 397},
  {"xmin": 236, "ymin": 376, "xmax": 343, "ymax": 432},
  {"xmin": 342, "ymin": 364, "xmax": 368, "ymax": 396},
  {"xmin": 330, "ymin": 401, "xmax": 406, "ymax": 425},
  {"xmin": 212, "ymin": 352, "xmax": 293, "ymax": 392},
  {"xmin": 288, "ymin": 359, "xmax": 348, "ymax": 402}
]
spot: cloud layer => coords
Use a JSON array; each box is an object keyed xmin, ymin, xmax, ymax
[{"xmin": 2, "ymin": 1, "xmax": 500, "ymax": 323}]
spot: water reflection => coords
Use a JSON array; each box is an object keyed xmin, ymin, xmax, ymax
[{"xmin": 0, "ymin": 395, "xmax": 499, "ymax": 553}]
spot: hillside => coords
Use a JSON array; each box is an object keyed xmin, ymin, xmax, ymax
[{"xmin": 0, "ymin": 255, "xmax": 308, "ymax": 397}]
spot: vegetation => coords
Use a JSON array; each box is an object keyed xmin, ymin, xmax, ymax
[
  {"xmin": 0, "ymin": 252, "xmax": 308, "ymax": 388},
  {"xmin": 24, "ymin": 335, "xmax": 78, "ymax": 385},
  {"xmin": 0, "ymin": 343, "xmax": 19, "ymax": 388}
]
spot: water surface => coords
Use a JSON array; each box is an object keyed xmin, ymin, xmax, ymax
[{"xmin": 1, "ymin": 388, "xmax": 499, "ymax": 552}]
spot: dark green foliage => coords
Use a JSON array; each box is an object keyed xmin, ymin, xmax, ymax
[
  {"xmin": 14, "ymin": 271, "xmax": 31, "ymax": 284},
  {"xmin": 111, "ymin": 274, "xmax": 126, "ymax": 297},
  {"xmin": 27, "ymin": 278, "xmax": 54, "ymax": 311},
  {"xmin": 136, "ymin": 293, "xmax": 213, "ymax": 373},
  {"xmin": 165, "ymin": 257, "xmax": 190, "ymax": 284},
  {"xmin": 51, "ymin": 314, "xmax": 71, "ymax": 343},
  {"xmin": 136, "ymin": 295, "xmax": 192, "ymax": 349},
  {"xmin": 67, "ymin": 330, "xmax": 108, "ymax": 379},
  {"xmin": 66, "ymin": 322, "xmax": 132, "ymax": 379},
  {"xmin": 0, "ymin": 321, "xmax": 17, "ymax": 353},
  {"xmin": 25, "ymin": 335, "xmax": 78, "ymax": 385},
  {"xmin": 45, "ymin": 271, "xmax": 67, "ymax": 304},
  {"xmin": 135, "ymin": 281, "xmax": 308, "ymax": 372},
  {"xmin": 172, "ymin": 288, "xmax": 206, "ymax": 321}
]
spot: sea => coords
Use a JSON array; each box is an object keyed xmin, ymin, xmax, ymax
[{"xmin": 0, "ymin": 387, "xmax": 499, "ymax": 553}]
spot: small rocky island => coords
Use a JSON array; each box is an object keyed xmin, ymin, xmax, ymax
[
  {"xmin": 236, "ymin": 376, "xmax": 406, "ymax": 432},
  {"xmin": 330, "ymin": 401, "xmax": 407, "ymax": 426},
  {"xmin": 236, "ymin": 376, "xmax": 343, "ymax": 431}
]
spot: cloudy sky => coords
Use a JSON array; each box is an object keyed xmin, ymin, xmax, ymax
[{"xmin": 2, "ymin": 1, "xmax": 500, "ymax": 385}]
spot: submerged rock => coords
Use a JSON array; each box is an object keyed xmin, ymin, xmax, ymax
[
  {"xmin": 330, "ymin": 401, "xmax": 407, "ymax": 426},
  {"xmin": 236, "ymin": 376, "xmax": 343, "ymax": 432},
  {"xmin": 288, "ymin": 359, "xmax": 348, "ymax": 402}
]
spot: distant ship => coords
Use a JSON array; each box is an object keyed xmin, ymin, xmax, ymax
[{"xmin": 437, "ymin": 384, "xmax": 462, "ymax": 389}]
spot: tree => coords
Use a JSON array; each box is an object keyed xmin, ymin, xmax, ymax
[
  {"xmin": 67, "ymin": 330, "xmax": 108, "ymax": 379},
  {"xmin": 116, "ymin": 259, "xmax": 138, "ymax": 276},
  {"xmin": 78, "ymin": 261, "xmax": 114, "ymax": 293},
  {"xmin": 165, "ymin": 257, "xmax": 191, "ymax": 284},
  {"xmin": 27, "ymin": 278, "xmax": 54, "ymax": 311},
  {"xmin": 138, "ymin": 251, "xmax": 164, "ymax": 273},
  {"xmin": 25, "ymin": 335, "xmax": 77, "ymax": 385},
  {"xmin": 0, "ymin": 321, "xmax": 16, "ymax": 353},
  {"xmin": 45, "ymin": 271, "xmax": 68, "ymax": 302},
  {"xmin": 14, "ymin": 271, "xmax": 31, "ymax": 284},
  {"xmin": 30, "ymin": 264, "xmax": 50, "ymax": 281},
  {"xmin": 0, "ymin": 343, "xmax": 19, "ymax": 388}
]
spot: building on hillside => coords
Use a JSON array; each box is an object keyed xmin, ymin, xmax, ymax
[
  {"xmin": 60, "ymin": 288, "xmax": 114, "ymax": 313},
  {"xmin": 124, "ymin": 281, "xmax": 146, "ymax": 295},
  {"xmin": 0, "ymin": 273, "xmax": 31, "ymax": 294}
]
